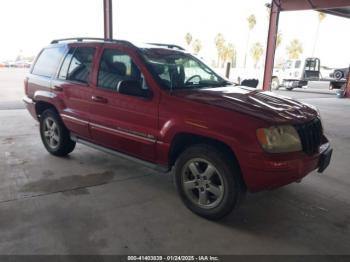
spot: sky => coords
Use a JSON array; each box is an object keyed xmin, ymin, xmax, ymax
[{"xmin": 0, "ymin": 0, "xmax": 349, "ymax": 68}]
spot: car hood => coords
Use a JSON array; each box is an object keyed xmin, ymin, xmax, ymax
[{"xmin": 172, "ymin": 86, "xmax": 318, "ymax": 125}]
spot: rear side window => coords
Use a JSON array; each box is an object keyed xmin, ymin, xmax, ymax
[
  {"xmin": 58, "ymin": 47, "xmax": 95, "ymax": 84},
  {"xmin": 58, "ymin": 48, "xmax": 75, "ymax": 80},
  {"xmin": 32, "ymin": 47, "xmax": 65, "ymax": 77}
]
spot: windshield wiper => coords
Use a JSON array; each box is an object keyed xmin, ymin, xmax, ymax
[
  {"xmin": 218, "ymin": 80, "xmax": 234, "ymax": 86},
  {"xmin": 175, "ymin": 80, "xmax": 233, "ymax": 90},
  {"xmin": 205, "ymin": 80, "xmax": 233, "ymax": 87}
]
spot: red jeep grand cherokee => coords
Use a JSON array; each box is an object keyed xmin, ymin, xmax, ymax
[{"xmin": 23, "ymin": 38, "xmax": 332, "ymax": 220}]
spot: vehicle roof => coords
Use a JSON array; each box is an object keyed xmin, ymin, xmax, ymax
[{"xmin": 47, "ymin": 37, "xmax": 187, "ymax": 54}]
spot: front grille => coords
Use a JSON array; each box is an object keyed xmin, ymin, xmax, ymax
[{"xmin": 294, "ymin": 118, "xmax": 323, "ymax": 155}]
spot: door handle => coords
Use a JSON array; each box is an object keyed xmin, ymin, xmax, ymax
[{"xmin": 91, "ymin": 96, "xmax": 108, "ymax": 103}]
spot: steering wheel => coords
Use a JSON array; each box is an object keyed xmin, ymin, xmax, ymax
[{"xmin": 185, "ymin": 75, "xmax": 202, "ymax": 85}]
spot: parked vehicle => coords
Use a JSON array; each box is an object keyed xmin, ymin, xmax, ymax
[
  {"xmin": 330, "ymin": 67, "xmax": 349, "ymax": 81},
  {"xmin": 14, "ymin": 60, "xmax": 32, "ymax": 68},
  {"xmin": 272, "ymin": 57, "xmax": 321, "ymax": 90},
  {"xmin": 23, "ymin": 38, "xmax": 332, "ymax": 220},
  {"xmin": 3, "ymin": 61, "xmax": 16, "ymax": 67}
]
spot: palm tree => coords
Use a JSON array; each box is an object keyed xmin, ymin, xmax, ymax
[
  {"xmin": 247, "ymin": 14, "xmax": 257, "ymax": 31},
  {"xmin": 318, "ymin": 12, "xmax": 327, "ymax": 22},
  {"xmin": 220, "ymin": 43, "xmax": 236, "ymax": 67},
  {"xmin": 215, "ymin": 33, "xmax": 225, "ymax": 67},
  {"xmin": 286, "ymin": 39, "xmax": 303, "ymax": 59},
  {"xmin": 250, "ymin": 42, "xmax": 264, "ymax": 68},
  {"xmin": 226, "ymin": 43, "xmax": 236, "ymax": 66},
  {"xmin": 192, "ymin": 39, "xmax": 202, "ymax": 54},
  {"xmin": 244, "ymin": 14, "xmax": 256, "ymax": 68},
  {"xmin": 276, "ymin": 31, "xmax": 282, "ymax": 49},
  {"xmin": 312, "ymin": 12, "xmax": 326, "ymax": 56},
  {"xmin": 185, "ymin": 33, "xmax": 193, "ymax": 47}
]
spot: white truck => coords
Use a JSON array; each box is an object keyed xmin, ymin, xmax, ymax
[{"xmin": 272, "ymin": 57, "xmax": 321, "ymax": 90}]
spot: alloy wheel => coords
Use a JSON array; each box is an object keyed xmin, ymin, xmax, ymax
[
  {"xmin": 43, "ymin": 117, "xmax": 60, "ymax": 149},
  {"xmin": 181, "ymin": 158, "xmax": 225, "ymax": 209}
]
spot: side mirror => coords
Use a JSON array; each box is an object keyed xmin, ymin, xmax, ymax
[{"xmin": 117, "ymin": 80, "xmax": 152, "ymax": 98}]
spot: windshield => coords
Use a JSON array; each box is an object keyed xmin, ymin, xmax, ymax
[
  {"xmin": 284, "ymin": 60, "xmax": 293, "ymax": 70},
  {"xmin": 142, "ymin": 50, "xmax": 231, "ymax": 90}
]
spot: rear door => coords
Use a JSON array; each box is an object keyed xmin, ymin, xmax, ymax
[
  {"xmin": 28, "ymin": 45, "xmax": 66, "ymax": 102},
  {"xmin": 52, "ymin": 44, "xmax": 98, "ymax": 139},
  {"xmin": 89, "ymin": 46, "xmax": 159, "ymax": 162}
]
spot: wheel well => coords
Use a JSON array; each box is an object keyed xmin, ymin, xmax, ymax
[
  {"xmin": 35, "ymin": 101, "xmax": 57, "ymax": 118},
  {"xmin": 169, "ymin": 133, "xmax": 239, "ymax": 169}
]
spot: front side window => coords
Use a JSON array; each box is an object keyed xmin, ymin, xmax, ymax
[
  {"xmin": 32, "ymin": 47, "xmax": 65, "ymax": 78},
  {"xmin": 97, "ymin": 49, "xmax": 145, "ymax": 91},
  {"xmin": 61, "ymin": 47, "xmax": 95, "ymax": 84},
  {"xmin": 142, "ymin": 50, "xmax": 229, "ymax": 90}
]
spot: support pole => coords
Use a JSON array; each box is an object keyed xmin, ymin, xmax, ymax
[
  {"xmin": 346, "ymin": 64, "xmax": 350, "ymax": 98},
  {"xmin": 225, "ymin": 62, "xmax": 231, "ymax": 79},
  {"xmin": 262, "ymin": 1, "xmax": 280, "ymax": 91},
  {"xmin": 103, "ymin": 0, "xmax": 113, "ymax": 39}
]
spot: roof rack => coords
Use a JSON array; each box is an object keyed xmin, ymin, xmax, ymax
[
  {"xmin": 146, "ymin": 43, "xmax": 186, "ymax": 51},
  {"xmin": 50, "ymin": 37, "xmax": 135, "ymax": 47},
  {"xmin": 50, "ymin": 38, "xmax": 186, "ymax": 51}
]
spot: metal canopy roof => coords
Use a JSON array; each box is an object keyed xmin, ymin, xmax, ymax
[
  {"xmin": 322, "ymin": 6, "xmax": 350, "ymax": 18},
  {"xmin": 273, "ymin": 0, "xmax": 350, "ymax": 16}
]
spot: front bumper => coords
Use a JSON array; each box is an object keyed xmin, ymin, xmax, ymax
[
  {"xmin": 239, "ymin": 142, "xmax": 332, "ymax": 192},
  {"xmin": 23, "ymin": 96, "xmax": 38, "ymax": 121}
]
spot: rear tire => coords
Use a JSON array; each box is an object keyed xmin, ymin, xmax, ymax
[
  {"xmin": 39, "ymin": 109, "xmax": 76, "ymax": 156},
  {"xmin": 174, "ymin": 144, "xmax": 245, "ymax": 220},
  {"xmin": 334, "ymin": 70, "xmax": 344, "ymax": 81}
]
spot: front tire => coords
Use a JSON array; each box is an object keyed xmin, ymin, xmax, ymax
[
  {"xmin": 40, "ymin": 109, "xmax": 76, "ymax": 156},
  {"xmin": 174, "ymin": 144, "xmax": 244, "ymax": 220}
]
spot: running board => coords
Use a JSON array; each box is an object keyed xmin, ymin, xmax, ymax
[{"xmin": 71, "ymin": 135, "xmax": 169, "ymax": 173}]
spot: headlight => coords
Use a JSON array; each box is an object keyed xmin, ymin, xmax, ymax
[{"xmin": 256, "ymin": 125, "xmax": 302, "ymax": 153}]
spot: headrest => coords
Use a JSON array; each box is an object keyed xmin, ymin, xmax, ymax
[
  {"xmin": 153, "ymin": 63, "xmax": 165, "ymax": 75},
  {"xmin": 111, "ymin": 61, "xmax": 127, "ymax": 76}
]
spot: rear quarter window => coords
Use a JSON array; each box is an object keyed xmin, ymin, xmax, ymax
[{"xmin": 32, "ymin": 47, "xmax": 65, "ymax": 78}]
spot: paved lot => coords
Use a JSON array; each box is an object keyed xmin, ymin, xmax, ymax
[
  {"xmin": 0, "ymin": 69, "xmax": 350, "ymax": 254},
  {"xmin": 0, "ymin": 68, "xmax": 27, "ymax": 109}
]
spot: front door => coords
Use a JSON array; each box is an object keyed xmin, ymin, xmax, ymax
[{"xmin": 89, "ymin": 46, "xmax": 158, "ymax": 162}]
